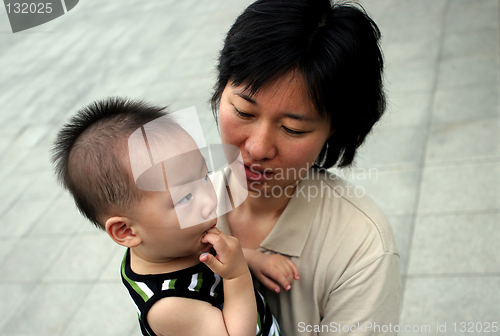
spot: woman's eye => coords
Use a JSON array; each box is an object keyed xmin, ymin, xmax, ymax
[
  {"xmin": 234, "ymin": 107, "xmax": 253, "ymax": 118},
  {"xmin": 283, "ymin": 126, "xmax": 307, "ymax": 135},
  {"xmin": 177, "ymin": 193, "xmax": 192, "ymax": 205}
]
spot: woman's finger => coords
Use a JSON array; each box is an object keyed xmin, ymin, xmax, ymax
[
  {"xmin": 256, "ymin": 273, "xmax": 281, "ymax": 293},
  {"xmin": 263, "ymin": 267, "xmax": 292, "ymax": 291}
]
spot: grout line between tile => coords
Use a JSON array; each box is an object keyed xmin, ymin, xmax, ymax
[
  {"xmin": 0, "ymin": 173, "xmax": 39, "ymax": 221},
  {"xmin": 401, "ymin": 0, "xmax": 450, "ymax": 297},
  {"xmin": 22, "ymin": 190, "xmax": 64, "ymax": 238},
  {"xmin": 58, "ymin": 281, "xmax": 98, "ymax": 336},
  {"xmin": 406, "ymin": 272, "xmax": 500, "ymax": 279},
  {"xmin": 351, "ymin": 155, "xmax": 500, "ymax": 173},
  {"xmin": 415, "ymin": 208, "xmax": 500, "ymax": 217},
  {"xmin": 498, "ymin": 0, "xmax": 500, "ymax": 111},
  {"xmin": 0, "ymin": 280, "xmax": 39, "ymax": 335},
  {"xmin": 0, "ymin": 192, "xmax": 64, "ymax": 271}
]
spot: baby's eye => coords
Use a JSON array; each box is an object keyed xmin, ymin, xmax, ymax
[
  {"xmin": 204, "ymin": 171, "xmax": 212, "ymax": 183},
  {"xmin": 177, "ymin": 193, "xmax": 192, "ymax": 205}
]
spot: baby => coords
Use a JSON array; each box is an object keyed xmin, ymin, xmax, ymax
[{"xmin": 51, "ymin": 97, "xmax": 279, "ymax": 336}]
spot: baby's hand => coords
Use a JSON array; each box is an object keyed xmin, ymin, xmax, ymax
[
  {"xmin": 247, "ymin": 251, "xmax": 299, "ymax": 293},
  {"xmin": 199, "ymin": 228, "xmax": 249, "ymax": 280}
]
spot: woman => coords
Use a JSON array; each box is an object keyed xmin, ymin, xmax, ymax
[{"xmin": 212, "ymin": 0, "xmax": 401, "ymax": 335}]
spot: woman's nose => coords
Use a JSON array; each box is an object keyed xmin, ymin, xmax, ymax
[{"xmin": 244, "ymin": 125, "xmax": 277, "ymax": 161}]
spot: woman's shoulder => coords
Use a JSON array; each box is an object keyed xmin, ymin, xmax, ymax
[{"xmin": 297, "ymin": 169, "xmax": 398, "ymax": 255}]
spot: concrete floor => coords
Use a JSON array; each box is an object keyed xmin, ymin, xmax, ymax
[{"xmin": 0, "ymin": 0, "xmax": 498, "ymax": 335}]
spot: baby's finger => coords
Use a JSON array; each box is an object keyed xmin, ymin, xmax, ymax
[
  {"xmin": 285, "ymin": 258, "xmax": 300, "ymax": 280},
  {"xmin": 201, "ymin": 228, "xmax": 226, "ymax": 246},
  {"xmin": 206, "ymin": 227, "xmax": 223, "ymax": 235},
  {"xmin": 201, "ymin": 229, "xmax": 233, "ymax": 260},
  {"xmin": 199, "ymin": 252, "xmax": 222, "ymax": 273},
  {"xmin": 201, "ymin": 227, "xmax": 223, "ymax": 242}
]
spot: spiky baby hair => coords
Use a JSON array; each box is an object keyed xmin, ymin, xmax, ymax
[{"xmin": 51, "ymin": 97, "xmax": 172, "ymax": 229}]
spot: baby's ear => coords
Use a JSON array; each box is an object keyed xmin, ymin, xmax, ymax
[{"xmin": 105, "ymin": 217, "xmax": 141, "ymax": 248}]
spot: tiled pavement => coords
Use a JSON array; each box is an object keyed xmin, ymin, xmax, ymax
[{"xmin": 0, "ymin": 0, "xmax": 498, "ymax": 335}]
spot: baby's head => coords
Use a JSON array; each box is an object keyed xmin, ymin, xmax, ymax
[{"xmin": 52, "ymin": 97, "xmax": 218, "ymax": 259}]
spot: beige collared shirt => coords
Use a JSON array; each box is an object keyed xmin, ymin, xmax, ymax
[{"xmin": 217, "ymin": 169, "xmax": 401, "ymax": 336}]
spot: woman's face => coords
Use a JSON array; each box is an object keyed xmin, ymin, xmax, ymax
[{"xmin": 218, "ymin": 72, "xmax": 332, "ymax": 196}]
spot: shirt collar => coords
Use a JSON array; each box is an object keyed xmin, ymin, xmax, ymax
[{"xmin": 217, "ymin": 176, "xmax": 319, "ymax": 258}]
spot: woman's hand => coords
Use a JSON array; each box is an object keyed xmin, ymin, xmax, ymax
[{"xmin": 245, "ymin": 249, "xmax": 299, "ymax": 293}]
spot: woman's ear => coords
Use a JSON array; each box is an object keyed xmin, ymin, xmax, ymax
[{"xmin": 105, "ymin": 216, "xmax": 141, "ymax": 248}]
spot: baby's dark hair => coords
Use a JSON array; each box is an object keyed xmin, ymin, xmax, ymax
[
  {"xmin": 212, "ymin": 0, "xmax": 385, "ymax": 168},
  {"xmin": 51, "ymin": 97, "xmax": 170, "ymax": 230}
]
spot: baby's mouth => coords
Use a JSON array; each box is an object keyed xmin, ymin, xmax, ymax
[{"xmin": 200, "ymin": 241, "xmax": 213, "ymax": 253}]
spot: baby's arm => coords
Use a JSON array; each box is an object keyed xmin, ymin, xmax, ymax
[
  {"xmin": 243, "ymin": 249, "xmax": 300, "ymax": 293},
  {"xmin": 200, "ymin": 228, "xmax": 257, "ymax": 336},
  {"xmin": 147, "ymin": 228, "xmax": 256, "ymax": 336},
  {"xmin": 147, "ymin": 297, "xmax": 233, "ymax": 336}
]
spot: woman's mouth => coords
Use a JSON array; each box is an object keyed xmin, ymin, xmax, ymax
[{"xmin": 244, "ymin": 165, "xmax": 273, "ymax": 182}]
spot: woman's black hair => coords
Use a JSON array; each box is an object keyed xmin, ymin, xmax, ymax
[{"xmin": 211, "ymin": 0, "xmax": 385, "ymax": 168}]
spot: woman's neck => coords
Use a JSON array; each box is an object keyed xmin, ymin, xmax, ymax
[
  {"xmin": 227, "ymin": 188, "xmax": 291, "ymax": 249},
  {"xmin": 242, "ymin": 186, "xmax": 293, "ymax": 216}
]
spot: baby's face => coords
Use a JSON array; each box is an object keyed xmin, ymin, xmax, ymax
[
  {"xmin": 128, "ymin": 185, "xmax": 217, "ymax": 259},
  {"xmin": 163, "ymin": 144, "xmax": 218, "ymax": 229},
  {"xmin": 127, "ymin": 130, "xmax": 218, "ymax": 257}
]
